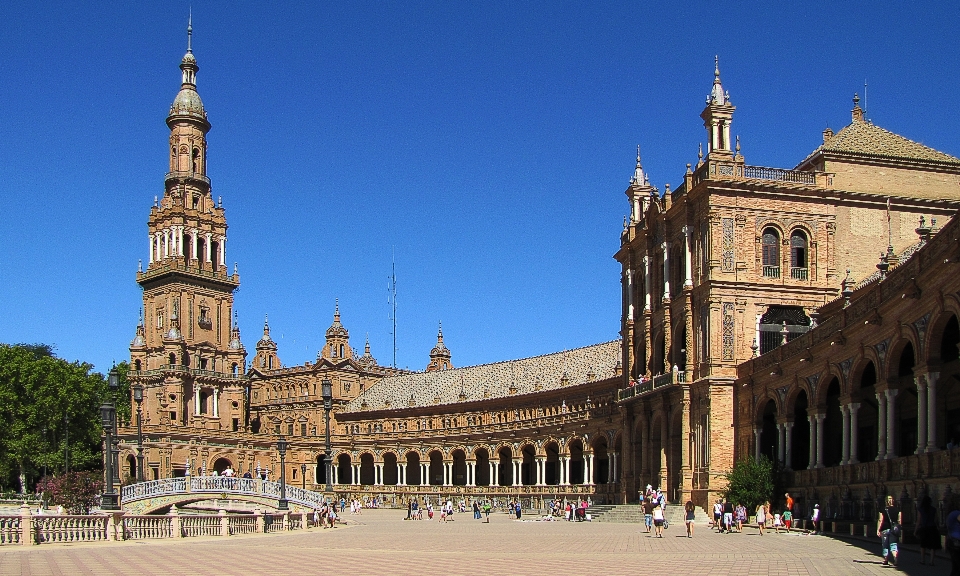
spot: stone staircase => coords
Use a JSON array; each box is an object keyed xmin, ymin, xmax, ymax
[{"xmin": 585, "ymin": 503, "xmax": 710, "ymax": 525}]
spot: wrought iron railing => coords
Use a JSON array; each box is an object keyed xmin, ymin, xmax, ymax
[
  {"xmin": 744, "ymin": 165, "xmax": 817, "ymax": 184},
  {"xmin": 762, "ymin": 265, "xmax": 780, "ymax": 278},
  {"xmin": 616, "ymin": 371, "xmax": 686, "ymax": 402},
  {"xmin": 790, "ymin": 267, "xmax": 808, "ymax": 280}
]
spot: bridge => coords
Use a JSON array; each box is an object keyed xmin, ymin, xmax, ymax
[{"xmin": 120, "ymin": 477, "xmax": 329, "ymax": 515}]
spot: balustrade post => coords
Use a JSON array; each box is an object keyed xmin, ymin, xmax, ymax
[
  {"xmin": 108, "ymin": 511, "xmax": 126, "ymax": 541},
  {"xmin": 219, "ymin": 509, "xmax": 229, "ymax": 536},
  {"xmin": 283, "ymin": 510, "xmax": 291, "ymax": 531},
  {"xmin": 170, "ymin": 506, "xmax": 183, "ymax": 538},
  {"xmin": 254, "ymin": 508, "xmax": 264, "ymax": 533},
  {"xmin": 19, "ymin": 504, "xmax": 33, "ymax": 546}
]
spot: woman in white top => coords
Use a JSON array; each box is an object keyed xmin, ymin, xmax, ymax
[
  {"xmin": 756, "ymin": 502, "xmax": 767, "ymax": 535},
  {"xmin": 653, "ymin": 504, "xmax": 666, "ymax": 538}
]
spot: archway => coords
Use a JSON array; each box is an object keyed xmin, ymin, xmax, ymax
[
  {"xmin": 474, "ymin": 448, "xmax": 490, "ymax": 486},
  {"xmin": 405, "ymin": 452, "xmax": 421, "ymax": 485},
  {"xmin": 359, "ymin": 453, "xmax": 375, "ymax": 485},
  {"xmin": 568, "ymin": 439, "xmax": 585, "ymax": 485},
  {"xmin": 823, "ymin": 378, "xmax": 843, "ymax": 467},
  {"xmin": 895, "ymin": 342, "xmax": 917, "ymax": 456},
  {"xmin": 759, "ymin": 399, "xmax": 777, "ymax": 461},
  {"xmin": 592, "ymin": 436, "xmax": 609, "ymax": 484},
  {"xmin": 212, "ymin": 457, "xmax": 232, "ymax": 475},
  {"xmin": 337, "ymin": 454, "xmax": 352, "ymax": 485},
  {"xmin": 938, "ymin": 315, "xmax": 960, "ymax": 447},
  {"xmin": 497, "ymin": 447, "xmax": 513, "ymax": 486},
  {"xmin": 544, "ymin": 442, "xmax": 560, "ymax": 485},
  {"xmin": 126, "ymin": 454, "xmax": 137, "ymax": 482},
  {"xmin": 856, "ymin": 362, "xmax": 879, "ymax": 462},
  {"xmin": 383, "ymin": 453, "xmax": 399, "ymax": 486},
  {"xmin": 428, "ymin": 451, "xmax": 443, "ymax": 486},
  {"xmin": 316, "ymin": 453, "xmax": 328, "ymax": 485},
  {"xmin": 613, "ymin": 434, "xmax": 622, "ymax": 485},
  {"xmin": 791, "ymin": 390, "xmax": 810, "ymax": 470},
  {"xmin": 650, "ymin": 415, "xmax": 663, "ymax": 489},
  {"xmin": 451, "ymin": 449, "xmax": 467, "ymax": 486},
  {"xmin": 520, "ymin": 444, "xmax": 536, "ymax": 485}
]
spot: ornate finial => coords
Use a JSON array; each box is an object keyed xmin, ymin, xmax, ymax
[
  {"xmin": 264, "ymin": 314, "xmax": 269, "ymax": 331},
  {"xmin": 233, "ymin": 309, "xmax": 239, "ymax": 326},
  {"xmin": 852, "ymin": 93, "xmax": 864, "ymax": 122},
  {"xmin": 437, "ymin": 321, "xmax": 444, "ymax": 341},
  {"xmin": 714, "ymin": 55, "xmax": 720, "ymax": 78},
  {"xmin": 139, "ymin": 308, "xmax": 144, "ymax": 325},
  {"xmin": 698, "ymin": 142, "xmax": 703, "ymax": 163},
  {"xmin": 686, "ymin": 163, "xmax": 692, "ymax": 174},
  {"xmin": 234, "ymin": 262, "xmax": 238, "ymax": 276},
  {"xmin": 334, "ymin": 298, "xmax": 340, "ymax": 321},
  {"xmin": 187, "ymin": 10, "xmax": 193, "ymax": 53},
  {"xmin": 623, "ymin": 215, "xmax": 628, "ymax": 230},
  {"xmin": 138, "ymin": 259, "xmax": 142, "ymax": 273},
  {"xmin": 630, "ymin": 145, "xmax": 645, "ymax": 185},
  {"xmin": 841, "ymin": 268, "xmax": 854, "ymax": 306},
  {"xmin": 735, "ymin": 135, "xmax": 741, "ymax": 153},
  {"xmin": 154, "ymin": 195, "xmax": 158, "ymax": 207},
  {"xmin": 365, "ymin": 333, "xmax": 371, "ymax": 353},
  {"xmin": 877, "ymin": 251, "xmax": 890, "ymax": 280}
]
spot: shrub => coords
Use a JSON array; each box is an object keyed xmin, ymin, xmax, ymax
[
  {"xmin": 723, "ymin": 455, "xmax": 774, "ymax": 511},
  {"xmin": 36, "ymin": 471, "xmax": 103, "ymax": 514}
]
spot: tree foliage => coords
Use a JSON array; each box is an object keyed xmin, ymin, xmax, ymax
[
  {"xmin": 723, "ymin": 455, "xmax": 775, "ymax": 510},
  {"xmin": 36, "ymin": 472, "xmax": 103, "ymax": 514},
  {"xmin": 0, "ymin": 344, "xmax": 119, "ymax": 493}
]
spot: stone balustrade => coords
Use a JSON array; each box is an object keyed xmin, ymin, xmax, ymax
[{"xmin": 0, "ymin": 504, "xmax": 306, "ymax": 546}]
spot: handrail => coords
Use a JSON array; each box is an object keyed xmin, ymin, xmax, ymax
[{"xmin": 616, "ymin": 371, "xmax": 685, "ymax": 402}]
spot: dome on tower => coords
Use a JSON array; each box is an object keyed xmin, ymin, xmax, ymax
[
  {"xmin": 257, "ymin": 315, "xmax": 277, "ymax": 350},
  {"xmin": 326, "ymin": 300, "xmax": 348, "ymax": 338},
  {"xmin": 170, "ymin": 85, "xmax": 206, "ymax": 120}
]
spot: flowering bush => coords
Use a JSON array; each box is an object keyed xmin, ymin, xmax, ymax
[{"xmin": 36, "ymin": 472, "xmax": 103, "ymax": 514}]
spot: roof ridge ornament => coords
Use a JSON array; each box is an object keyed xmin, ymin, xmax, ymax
[{"xmin": 852, "ymin": 93, "xmax": 864, "ymax": 122}]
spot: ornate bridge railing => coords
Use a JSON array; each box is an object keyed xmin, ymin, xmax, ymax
[{"xmin": 121, "ymin": 477, "xmax": 329, "ymax": 510}]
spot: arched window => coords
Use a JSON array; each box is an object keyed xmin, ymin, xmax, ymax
[
  {"xmin": 192, "ymin": 148, "xmax": 200, "ymax": 172},
  {"xmin": 134, "ymin": 359, "xmax": 142, "ymax": 371},
  {"xmin": 761, "ymin": 228, "xmax": 780, "ymax": 278},
  {"xmin": 168, "ymin": 353, "xmax": 176, "ymax": 365},
  {"xmin": 790, "ymin": 230, "xmax": 808, "ymax": 279}
]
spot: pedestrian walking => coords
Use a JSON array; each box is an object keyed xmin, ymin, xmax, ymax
[
  {"xmin": 653, "ymin": 502, "xmax": 665, "ymax": 538},
  {"xmin": 916, "ymin": 495, "xmax": 941, "ymax": 565},
  {"xmin": 877, "ymin": 495, "xmax": 901, "ymax": 567},
  {"xmin": 684, "ymin": 501, "xmax": 696, "ymax": 538},
  {"xmin": 756, "ymin": 502, "xmax": 767, "ymax": 536}
]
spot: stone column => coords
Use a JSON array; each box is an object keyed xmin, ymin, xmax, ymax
[
  {"xmin": 784, "ymin": 422, "xmax": 794, "ymax": 469},
  {"xmin": 376, "ymin": 463, "xmax": 384, "ymax": 486},
  {"xmin": 194, "ymin": 387, "xmax": 201, "ymax": 417},
  {"xmin": 807, "ymin": 412, "xmax": 817, "ymax": 470},
  {"xmin": 927, "ymin": 373, "xmax": 939, "ymax": 452},
  {"xmin": 877, "ymin": 391, "xmax": 888, "ymax": 459},
  {"xmin": 885, "ymin": 388, "xmax": 899, "ymax": 459},
  {"xmin": 219, "ymin": 235, "xmax": 226, "ymax": 266},
  {"xmin": 331, "ymin": 465, "xmax": 338, "ymax": 485},
  {"xmin": 643, "ymin": 256, "xmax": 651, "ymax": 311},
  {"xmin": 163, "ymin": 228, "xmax": 170, "ymax": 258},
  {"xmin": 422, "ymin": 463, "xmax": 428, "ymax": 486},
  {"xmin": 191, "ymin": 230, "xmax": 198, "ymax": 260},
  {"xmin": 489, "ymin": 461, "xmax": 495, "ymax": 486},
  {"xmin": 212, "ymin": 388, "xmax": 219, "ymax": 418},
  {"xmin": 149, "ymin": 235, "xmax": 155, "ymax": 264},
  {"xmin": 683, "ymin": 225, "xmax": 693, "ymax": 287},
  {"xmin": 177, "ymin": 226, "xmax": 184, "ymax": 257},
  {"xmin": 205, "ymin": 232, "xmax": 212, "ymax": 263},
  {"xmin": 841, "ymin": 405, "xmax": 850, "ymax": 465},
  {"xmin": 754, "ymin": 428, "xmax": 762, "ymax": 461},
  {"xmin": 849, "ymin": 403, "xmax": 860, "ymax": 464},
  {"xmin": 777, "ymin": 423, "xmax": 786, "ymax": 464},
  {"xmin": 536, "ymin": 457, "xmax": 545, "ymax": 485},
  {"xmin": 493, "ymin": 461, "xmax": 500, "ymax": 486},
  {"xmin": 662, "ymin": 241, "xmax": 671, "ymax": 300},
  {"xmin": 815, "ymin": 413, "xmax": 826, "ymax": 468},
  {"xmin": 917, "ymin": 376, "xmax": 928, "ymax": 455},
  {"xmin": 513, "ymin": 459, "xmax": 521, "ymax": 487}
]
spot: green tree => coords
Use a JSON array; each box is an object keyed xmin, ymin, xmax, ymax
[
  {"xmin": 0, "ymin": 344, "xmax": 111, "ymax": 493},
  {"xmin": 36, "ymin": 471, "xmax": 103, "ymax": 514},
  {"xmin": 723, "ymin": 455, "xmax": 775, "ymax": 511}
]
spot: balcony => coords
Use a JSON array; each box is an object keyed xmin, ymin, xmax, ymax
[
  {"xmin": 762, "ymin": 265, "xmax": 780, "ymax": 278},
  {"xmin": 617, "ymin": 371, "xmax": 685, "ymax": 402},
  {"xmin": 164, "ymin": 171, "xmax": 211, "ymax": 187},
  {"xmin": 790, "ymin": 267, "xmax": 808, "ymax": 280}
]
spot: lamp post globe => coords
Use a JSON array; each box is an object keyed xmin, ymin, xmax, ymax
[{"xmin": 321, "ymin": 378, "xmax": 333, "ymax": 494}]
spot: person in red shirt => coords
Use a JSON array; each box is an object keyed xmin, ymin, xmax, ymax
[{"xmin": 784, "ymin": 492, "xmax": 794, "ymax": 530}]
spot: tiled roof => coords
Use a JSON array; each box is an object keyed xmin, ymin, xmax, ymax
[
  {"xmin": 811, "ymin": 120, "xmax": 960, "ymax": 165},
  {"xmin": 342, "ymin": 340, "xmax": 621, "ymax": 413}
]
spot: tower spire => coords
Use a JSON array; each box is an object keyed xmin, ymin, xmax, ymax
[
  {"xmin": 187, "ymin": 10, "xmax": 193, "ymax": 53},
  {"xmin": 630, "ymin": 145, "xmax": 645, "ymax": 185}
]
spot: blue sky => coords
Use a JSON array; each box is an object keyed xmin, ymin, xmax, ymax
[{"xmin": 0, "ymin": 2, "xmax": 958, "ymax": 374}]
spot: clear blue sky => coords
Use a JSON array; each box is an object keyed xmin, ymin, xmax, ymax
[{"xmin": 1, "ymin": 2, "xmax": 957, "ymax": 375}]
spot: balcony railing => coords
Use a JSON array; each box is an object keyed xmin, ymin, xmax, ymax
[
  {"xmin": 762, "ymin": 265, "xmax": 780, "ymax": 278},
  {"xmin": 164, "ymin": 171, "xmax": 211, "ymax": 187},
  {"xmin": 790, "ymin": 267, "xmax": 808, "ymax": 280},
  {"xmin": 743, "ymin": 165, "xmax": 817, "ymax": 184},
  {"xmin": 617, "ymin": 371, "xmax": 686, "ymax": 402}
]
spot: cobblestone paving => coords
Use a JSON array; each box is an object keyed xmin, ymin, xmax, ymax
[{"xmin": 0, "ymin": 510, "xmax": 946, "ymax": 575}]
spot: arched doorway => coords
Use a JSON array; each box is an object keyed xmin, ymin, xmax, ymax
[
  {"xmin": 337, "ymin": 454, "xmax": 352, "ymax": 484},
  {"xmin": 520, "ymin": 444, "xmax": 535, "ymax": 485},
  {"xmin": 823, "ymin": 378, "xmax": 843, "ymax": 466},
  {"xmin": 895, "ymin": 342, "xmax": 917, "ymax": 456},
  {"xmin": 474, "ymin": 448, "xmax": 490, "ymax": 486},
  {"xmin": 568, "ymin": 439, "xmax": 585, "ymax": 485},
  {"xmin": 359, "ymin": 453, "xmax": 375, "ymax": 485},
  {"xmin": 792, "ymin": 391, "xmax": 810, "ymax": 470},
  {"xmin": 428, "ymin": 451, "xmax": 443, "ymax": 486},
  {"xmin": 451, "ymin": 449, "xmax": 467, "ymax": 486},
  {"xmin": 759, "ymin": 399, "xmax": 778, "ymax": 461},
  {"xmin": 126, "ymin": 454, "xmax": 137, "ymax": 482},
  {"xmin": 497, "ymin": 447, "xmax": 513, "ymax": 486},
  {"xmin": 212, "ymin": 457, "xmax": 232, "ymax": 475},
  {"xmin": 405, "ymin": 452, "xmax": 421, "ymax": 485},
  {"xmin": 592, "ymin": 436, "xmax": 609, "ymax": 484},
  {"xmin": 383, "ymin": 453, "xmax": 399, "ymax": 485},
  {"xmin": 940, "ymin": 315, "xmax": 960, "ymax": 447},
  {"xmin": 544, "ymin": 442, "xmax": 560, "ymax": 485}
]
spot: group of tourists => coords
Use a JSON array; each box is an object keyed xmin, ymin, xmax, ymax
[
  {"xmin": 640, "ymin": 486, "xmax": 669, "ymax": 538},
  {"xmin": 547, "ymin": 498, "xmax": 590, "ymax": 521},
  {"xmin": 312, "ymin": 501, "xmax": 339, "ymax": 528}
]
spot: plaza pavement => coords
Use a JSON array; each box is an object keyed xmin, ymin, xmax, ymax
[{"xmin": 0, "ymin": 509, "xmax": 947, "ymax": 575}]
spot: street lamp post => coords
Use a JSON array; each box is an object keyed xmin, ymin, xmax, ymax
[
  {"xmin": 132, "ymin": 383, "xmax": 145, "ymax": 482},
  {"xmin": 301, "ymin": 463, "xmax": 306, "ymax": 490},
  {"xmin": 100, "ymin": 367, "xmax": 121, "ymax": 511},
  {"xmin": 322, "ymin": 379, "xmax": 333, "ymax": 494},
  {"xmin": 277, "ymin": 436, "xmax": 288, "ymax": 510}
]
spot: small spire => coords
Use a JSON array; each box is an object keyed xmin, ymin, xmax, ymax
[
  {"xmin": 187, "ymin": 10, "xmax": 193, "ymax": 53},
  {"xmin": 334, "ymin": 298, "xmax": 340, "ymax": 322},
  {"xmin": 714, "ymin": 55, "xmax": 720, "ymax": 79},
  {"xmin": 697, "ymin": 142, "xmax": 703, "ymax": 164},
  {"xmin": 735, "ymin": 135, "xmax": 741, "ymax": 153},
  {"xmin": 365, "ymin": 333, "xmax": 371, "ymax": 354},
  {"xmin": 630, "ymin": 145, "xmax": 645, "ymax": 185},
  {"xmin": 138, "ymin": 308, "xmax": 144, "ymax": 325},
  {"xmin": 263, "ymin": 314, "xmax": 270, "ymax": 334},
  {"xmin": 437, "ymin": 321, "xmax": 444, "ymax": 343},
  {"xmin": 709, "ymin": 56, "xmax": 726, "ymax": 105}
]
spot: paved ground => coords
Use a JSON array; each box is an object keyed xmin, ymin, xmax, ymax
[{"xmin": 0, "ymin": 510, "xmax": 949, "ymax": 575}]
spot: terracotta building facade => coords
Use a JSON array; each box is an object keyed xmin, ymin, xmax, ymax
[{"xmin": 118, "ymin": 35, "xmax": 960, "ymax": 511}]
